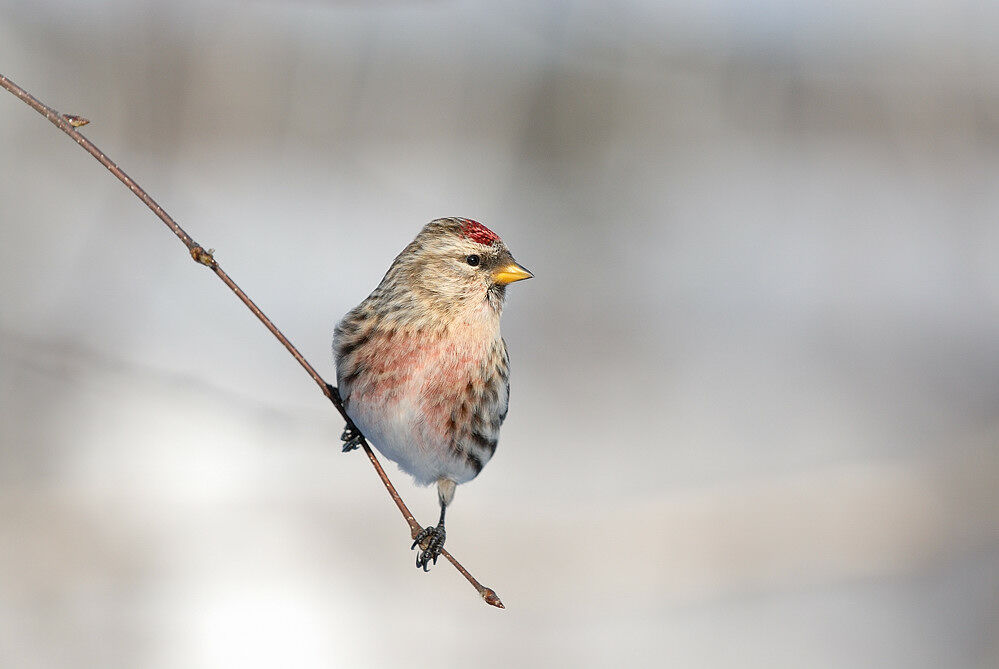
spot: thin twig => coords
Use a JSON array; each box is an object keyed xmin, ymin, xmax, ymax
[{"xmin": 0, "ymin": 73, "xmax": 503, "ymax": 609}]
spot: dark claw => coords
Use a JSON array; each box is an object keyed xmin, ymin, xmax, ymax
[
  {"xmin": 340, "ymin": 424, "xmax": 363, "ymax": 452},
  {"xmin": 411, "ymin": 524, "xmax": 446, "ymax": 571}
]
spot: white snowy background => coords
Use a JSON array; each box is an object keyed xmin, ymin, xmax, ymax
[{"xmin": 1, "ymin": 1, "xmax": 997, "ymax": 667}]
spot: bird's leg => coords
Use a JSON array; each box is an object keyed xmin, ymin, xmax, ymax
[
  {"xmin": 327, "ymin": 383, "xmax": 365, "ymax": 453},
  {"xmin": 412, "ymin": 478, "xmax": 454, "ymax": 571}
]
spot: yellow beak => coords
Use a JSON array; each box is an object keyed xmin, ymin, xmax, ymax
[{"xmin": 493, "ymin": 262, "xmax": 534, "ymax": 286}]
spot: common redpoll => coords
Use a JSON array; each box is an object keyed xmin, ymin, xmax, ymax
[{"xmin": 333, "ymin": 217, "xmax": 532, "ymax": 569}]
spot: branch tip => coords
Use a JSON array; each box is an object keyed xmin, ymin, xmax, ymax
[{"xmin": 482, "ymin": 588, "xmax": 505, "ymax": 608}]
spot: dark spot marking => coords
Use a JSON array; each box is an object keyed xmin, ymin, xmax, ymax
[
  {"xmin": 464, "ymin": 450, "xmax": 484, "ymax": 474},
  {"xmin": 337, "ymin": 331, "xmax": 370, "ymax": 358},
  {"xmin": 471, "ymin": 430, "xmax": 498, "ymax": 455}
]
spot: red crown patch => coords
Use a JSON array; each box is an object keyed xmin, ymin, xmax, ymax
[{"xmin": 458, "ymin": 218, "xmax": 501, "ymax": 246}]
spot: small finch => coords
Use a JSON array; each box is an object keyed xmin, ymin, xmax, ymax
[{"xmin": 333, "ymin": 217, "xmax": 532, "ymax": 569}]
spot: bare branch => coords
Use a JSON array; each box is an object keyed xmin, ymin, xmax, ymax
[{"xmin": 0, "ymin": 72, "xmax": 503, "ymax": 609}]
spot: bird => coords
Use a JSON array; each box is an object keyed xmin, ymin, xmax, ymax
[{"xmin": 332, "ymin": 217, "xmax": 532, "ymax": 569}]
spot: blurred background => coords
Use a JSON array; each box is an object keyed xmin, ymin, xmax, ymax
[{"xmin": 1, "ymin": 1, "xmax": 998, "ymax": 667}]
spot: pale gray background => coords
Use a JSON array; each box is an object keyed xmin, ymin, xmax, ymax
[{"xmin": 1, "ymin": 1, "xmax": 998, "ymax": 667}]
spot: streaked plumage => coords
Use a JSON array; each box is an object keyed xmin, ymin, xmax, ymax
[{"xmin": 333, "ymin": 217, "xmax": 531, "ymax": 568}]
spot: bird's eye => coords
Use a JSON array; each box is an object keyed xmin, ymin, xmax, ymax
[{"xmin": 465, "ymin": 254, "xmax": 481, "ymax": 267}]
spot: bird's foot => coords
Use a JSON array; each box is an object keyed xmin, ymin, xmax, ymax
[
  {"xmin": 412, "ymin": 524, "xmax": 446, "ymax": 571},
  {"xmin": 340, "ymin": 424, "xmax": 364, "ymax": 452},
  {"xmin": 328, "ymin": 384, "xmax": 365, "ymax": 452}
]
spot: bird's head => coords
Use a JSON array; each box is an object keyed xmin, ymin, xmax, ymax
[{"xmin": 384, "ymin": 217, "xmax": 532, "ymax": 321}]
